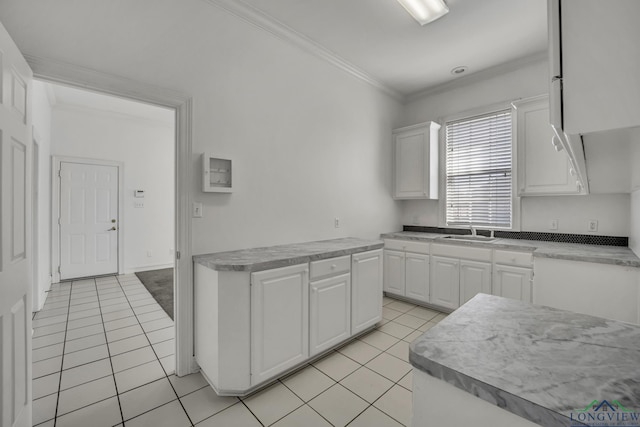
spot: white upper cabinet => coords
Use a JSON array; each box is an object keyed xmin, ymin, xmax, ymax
[
  {"xmin": 393, "ymin": 121, "xmax": 440, "ymax": 199},
  {"xmin": 515, "ymin": 95, "xmax": 580, "ymax": 195},
  {"xmin": 550, "ymin": 0, "xmax": 640, "ymax": 135}
]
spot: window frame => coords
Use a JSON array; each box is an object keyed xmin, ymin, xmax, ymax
[{"xmin": 437, "ymin": 101, "xmax": 521, "ymax": 231}]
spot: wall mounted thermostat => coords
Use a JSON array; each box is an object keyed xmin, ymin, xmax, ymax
[{"xmin": 134, "ymin": 190, "xmax": 145, "ymax": 198}]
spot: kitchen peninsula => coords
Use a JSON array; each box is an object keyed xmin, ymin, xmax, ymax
[
  {"xmin": 409, "ymin": 294, "xmax": 640, "ymax": 427},
  {"xmin": 193, "ymin": 237, "xmax": 383, "ymax": 395}
]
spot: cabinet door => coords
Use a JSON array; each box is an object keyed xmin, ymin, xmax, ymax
[
  {"xmin": 493, "ymin": 265, "xmax": 532, "ymax": 303},
  {"xmin": 352, "ymin": 249, "xmax": 383, "ymax": 335},
  {"xmin": 309, "ymin": 273, "xmax": 351, "ymax": 356},
  {"xmin": 251, "ymin": 264, "xmax": 309, "ymax": 385},
  {"xmin": 562, "ymin": 0, "xmax": 640, "ymax": 134},
  {"xmin": 383, "ymin": 250, "xmax": 405, "ymax": 296},
  {"xmin": 459, "ymin": 260, "xmax": 491, "ymax": 306},
  {"xmin": 430, "ymin": 256, "xmax": 460, "ymax": 310},
  {"xmin": 393, "ymin": 122, "xmax": 439, "ymax": 200},
  {"xmin": 405, "ymin": 252, "xmax": 429, "ymax": 303},
  {"xmin": 515, "ymin": 96, "xmax": 579, "ymax": 196}
]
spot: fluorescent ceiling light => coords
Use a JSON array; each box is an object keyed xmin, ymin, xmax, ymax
[{"xmin": 397, "ymin": 0, "xmax": 449, "ymax": 25}]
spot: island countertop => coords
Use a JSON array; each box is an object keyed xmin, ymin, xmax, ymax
[
  {"xmin": 409, "ymin": 293, "xmax": 640, "ymax": 426},
  {"xmin": 193, "ymin": 237, "xmax": 383, "ymax": 272}
]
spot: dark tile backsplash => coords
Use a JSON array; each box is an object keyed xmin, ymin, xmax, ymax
[{"xmin": 402, "ymin": 226, "xmax": 629, "ymax": 247}]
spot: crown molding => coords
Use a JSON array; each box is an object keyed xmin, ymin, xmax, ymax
[
  {"xmin": 201, "ymin": 0, "xmax": 404, "ymax": 101},
  {"xmin": 406, "ymin": 51, "xmax": 548, "ymax": 103}
]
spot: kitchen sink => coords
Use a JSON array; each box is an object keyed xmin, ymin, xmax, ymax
[{"xmin": 442, "ymin": 235, "xmax": 496, "ymax": 242}]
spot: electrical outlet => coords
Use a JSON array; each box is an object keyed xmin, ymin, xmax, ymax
[
  {"xmin": 134, "ymin": 201, "xmax": 144, "ymax": 208},
  {"xmin": 147, "ymin": 250, "xmax": 153, "ymax": 257},
  {"xmin": 549, "ymin": 219, "xmax": 558, "ymax": 230},
  {"xmin": 334, "ymin": 217, "xmax": 340, "ymax": 228},
  {"xmin": 193, "ymin": 202, "xmax": 203, "ymax": 218},
  {"xmin": 588, "ymin": 219, "xmax": 598, "ymax": 232}
]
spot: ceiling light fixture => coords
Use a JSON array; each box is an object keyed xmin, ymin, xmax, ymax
[{"xmin": 396, "ymin": 0, "xmax": 449, "ymax": 25}]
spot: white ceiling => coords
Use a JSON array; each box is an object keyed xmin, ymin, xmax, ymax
[
  {"xmin": 44, "ymin": 82, "xmax": 175, "ymax": 124},
  {"xmin": 1, "ymin": 0, "xmax": 548, "ymax": 99},
  {"xmin": 226, "ymin": 0, "xmax": 548, "ymax": 96}
]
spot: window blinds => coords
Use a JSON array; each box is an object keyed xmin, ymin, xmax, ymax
[{"xmin": 445, "ymin": 110, "xmax": 512, "ymax": 228}]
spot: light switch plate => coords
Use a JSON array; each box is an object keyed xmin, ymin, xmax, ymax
[
  {"xmin": 193, "ymin": 202, "xmax": 203, "ymax": 218},
  {"xmin": 588, "ymin": 219, "xmax": 598, "ymax": 232}
]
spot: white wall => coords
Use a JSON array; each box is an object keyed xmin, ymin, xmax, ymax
[
  {"xmin": 629, "ymin": 128, "xmax": 640, "ymax": 255},
  {"xmin": 400, "ymin": 58, "xmax": 631, "ymax": 236},
  {"xmin": 0, "ymin": 1, "xmax": 405, "ymax": 255},
  {"xmin": 31, "ymin": 80, "xmax": 53, "ymax": 310},
  {"xmin": 51, "ymin": 105, "xmax": 175, "ymax": 273}
]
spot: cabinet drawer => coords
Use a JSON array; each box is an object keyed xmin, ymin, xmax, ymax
[
  {"xmin": 431, "ymin": 243, "xmax": 491, "ymax": 262},
  {"xmin": 384, "ymin": 239, "xmax": 430, "ymax": 254},
  {"xmin": 310, "ymin": 255, "xmax": 351, "ymax": 280},
  {"xmin": 494, "ymin": 250, "xmax": 533, "ymax": 267}
]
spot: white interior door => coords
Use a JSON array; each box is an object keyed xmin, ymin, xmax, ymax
[
  {"xmin": 0, "ymin": 21, "xmax": 33, "ymax": 427},
  {"xmin": 59, "ymin": 161, "xmax": 119, "ymax": 280}
]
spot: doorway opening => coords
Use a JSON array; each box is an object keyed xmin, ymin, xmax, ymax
[{"xmin": 32, "ymin": 78, "xmax": 185, "ymax": 372}]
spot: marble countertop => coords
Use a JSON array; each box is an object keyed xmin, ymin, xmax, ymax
[
  {"xmin": 194, "ymin": 237, "xmax": 383, "ymax": 272},
  {"xmin": 381, "ymin": 231, "xmax": 640, "ymax": 267},
  {"xmin": 409, "ymin": 294, "xmax": 640, "ymax": 426}
]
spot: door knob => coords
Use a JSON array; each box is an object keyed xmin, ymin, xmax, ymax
[{"xmin": 111, "ymin": 219, "xmax": 117, "ymax": 223}]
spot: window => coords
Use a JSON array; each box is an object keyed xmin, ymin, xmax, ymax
[{"xmin": 445, "ymin": 109, "xmax": 513, "ymax": 228}]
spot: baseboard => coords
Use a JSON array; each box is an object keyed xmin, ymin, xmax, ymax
[
  {"xmin": 125, "ymin": 263, "xmax": 174, "ymax": 275},
  {"xmin": 32, "ymin": 277, "xmax": 53, "ymax": 313}
]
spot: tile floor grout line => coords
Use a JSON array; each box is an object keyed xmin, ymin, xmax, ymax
[
  {"xmin": 238, "ymin": 400, "xmax": 266, "ymax": 427},
  {"xmin": 115, "ymin": 275, "xmax": 193, "ymax": 426},
  {"xmin": 277, "ymin": 378, "xmax": 336, "ymax": 427},
  {"xmin": 49, "ymin": 279, "xmax": 75, "ymax": 426},
  {"xmin": 93, "ymin": 276, "xmax": 126, "ymax": 426}
]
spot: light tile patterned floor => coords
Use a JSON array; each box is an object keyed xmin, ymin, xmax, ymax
[{"xmin": 32, "ymin": 276, "xmax": 448, "ymax": 426}]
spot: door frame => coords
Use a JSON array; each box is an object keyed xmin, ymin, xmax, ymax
[
  {"xmin": 51, "ymin": 156, "xmax": 125, "ymax": 282},
  {"xmin": 28, "ymin": 55, "xmax": 195, "ymax": 376}
]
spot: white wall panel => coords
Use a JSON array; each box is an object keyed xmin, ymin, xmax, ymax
[{"xmin": 51, "ymin": 105, "xmax": 175, "ymax": 273}]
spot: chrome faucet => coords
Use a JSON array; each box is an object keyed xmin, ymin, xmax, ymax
[{"xmin": 470, "ymin": 225, "xmax": 477, "ymax": 236}]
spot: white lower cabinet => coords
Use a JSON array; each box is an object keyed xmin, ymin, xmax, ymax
[
  {"xmin": 459, "ymin": 260, "xmax": 492, "ymax": 305},
  {"xmin": 309, "ymin": 272, "xmax": 351, "ymax": 357},
  {"xmin": 405, "ymin": 253, "xmax": 430, "ymax": 302},
  {"xmin": 383, "ymin": 239, "xmax": 430, "ymax": 303},
  {"xmin": 430, "ymin": 244, "xmax": 493, "ymax": 310},
  {"xmin": 383, "ymin": 250, "xmax": 405, "ymax": 295},
  {"xmin": 250, "ymin": 264, "xmax": 309, "ymax": 386},
  {"xmin": 195, "ymin": 246, "xmax": 383, "ymax": 396},
  {"xmin": 430, "ymin": 256, "xmax": 460, "ymax": 310},
  {"xmin": 492, "ymin": 250, "xmax": 534, "ymax": 303},
  {"xmin": 352, "ymin": 249, "xmax": 383, "ymax": 335},
  {"xmin": 430, "ymin": 257, "xmax": 490, "ymax": 309},
  {"xmin": 493, "ymin": 265, "xmax": 533, "ymax": 303}
]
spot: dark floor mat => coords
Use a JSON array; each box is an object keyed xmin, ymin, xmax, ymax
[{"xmin": 135, "ymin": 268, "xmax": 173, "ymax": 320}]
